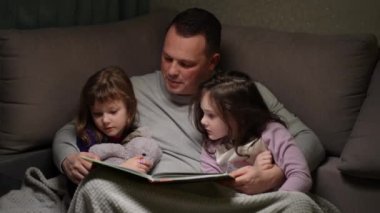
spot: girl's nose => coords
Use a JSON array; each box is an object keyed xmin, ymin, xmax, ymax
[
  {"xmin": 200, "ymin": 116, "xmax": 207, "ymax": 126},
  {"xmin": 102, "ymin": 114, "xmax": 111, "ymax": 124}
]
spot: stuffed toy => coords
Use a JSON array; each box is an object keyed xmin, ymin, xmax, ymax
[{"xmin": 89, "ymin": 127, "xmax": 162, "ymax": 167}]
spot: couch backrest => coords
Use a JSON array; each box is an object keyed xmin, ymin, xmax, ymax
[
  {"xmin": 220, "ymin": 25, "xmax": 379, "ymax": 156},
  {"xmin": 0, "ymin": 11, "xmax": 378, "ymax": 157},
  {"xmin": 0, "ymin": 11, "xmax": 175, "ymax": 154}
]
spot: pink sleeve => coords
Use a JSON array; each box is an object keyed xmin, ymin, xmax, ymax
[
  {"xmin": 262, "ymin": 122, "xmax": 312, "ymax": 192},
  {"xmin": 200, "ymin": 144, "xmax": 223, "ymax": 174}
]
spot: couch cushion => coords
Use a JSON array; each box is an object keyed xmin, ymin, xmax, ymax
[
  {"xmin": 0, "ymin": 148, "xmax": 58, "ymax": 196},
  {"xmin": 0, "ymin": 11, "xmax": 175, "ymax": 154},
  {"xmin": 220, "ymin": 26, "xmax": 379, "ymax": 156},
  {"xmin": 339, "ymin": 60, "xmax": 380, "ymax": 179},
  {"xmin": 313, "ymin": 157, "xmax": 380, "ymax": 213}
]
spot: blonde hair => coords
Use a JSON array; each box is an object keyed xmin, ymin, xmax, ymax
[{"xmin": 76, "ymin": 66, "xmax": 137, "ymax": 145}]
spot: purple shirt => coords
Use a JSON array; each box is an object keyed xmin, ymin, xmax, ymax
[{"xmin": 201, "ymin": 122, "xmax": 312, "ymax": 192}]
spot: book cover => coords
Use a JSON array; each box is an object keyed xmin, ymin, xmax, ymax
[{"xmin": 82, "ymin": 156, "xmax": 233, "ymax": 183}]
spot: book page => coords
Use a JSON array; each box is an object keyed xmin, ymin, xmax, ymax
[
  {"xmin": 82, "ymin": 156, "xmax": 233, "ymax": 183},
  {"xmin": 81, "ymin": 156, "xmax": 153, "ymax": 181},
  {"xmin": 151, "ymin": 172, "xmax": 232, "ymax": 183}
]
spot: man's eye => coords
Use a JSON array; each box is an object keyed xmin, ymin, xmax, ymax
[
  {"xmin": 164, "ymin": 56, "xmax": 173, "ymax": 62},
  {"xmin": 180, "ymin": 62, "xmax": 193, "ymax": 68}
]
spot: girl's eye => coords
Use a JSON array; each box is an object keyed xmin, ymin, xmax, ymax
[
  {"xmin": 110, "ymin": 110, "xmax": 118, "ymax": 114},
  {"xmin": 92, "ymin": 113, "xmax": 102, "ymax": 118},
  {"xmin": 207, "ymin": 113, "xmax": 215, "ymax": 119}
]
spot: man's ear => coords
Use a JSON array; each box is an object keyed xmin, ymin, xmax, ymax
[{"xmin": 209, "ymin": 53, "xmax": 221, "ymax": 70}]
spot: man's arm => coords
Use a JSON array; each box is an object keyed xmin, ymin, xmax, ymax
[
  {"xmin": 52, "ymin": 120, "xmax": 79, "ymax": 172},
  {"xmin": 52, "ymin": 120, "xmax": 98, "ymax": 183},
  {"xmin": 255, "ymin": 82, "xmax": 325, "ymax": 171}
]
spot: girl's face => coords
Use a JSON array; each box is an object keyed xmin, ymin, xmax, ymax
[
  {"xmin": 91, "ymin": 99, "xmax": 128, "ymax": 138},
  {"xmin": 200, "ymin": 92, "xmax": 229, "ymax": 140}
]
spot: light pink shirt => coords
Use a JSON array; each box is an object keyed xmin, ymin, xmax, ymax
[{"xmin": 200, "ymin": 122, "xmax": 312, "ymax": 192}]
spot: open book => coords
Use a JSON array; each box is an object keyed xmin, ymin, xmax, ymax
[{"xmin": 83, "ymin": 156, "xmax": 233, "ymax": 183}]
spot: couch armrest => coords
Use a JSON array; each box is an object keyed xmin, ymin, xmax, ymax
[
  {"xmin": 0, "ymin": 148, "xmax": 58, "ymax": 196},
  {"xmin": 339, "ymin": 57, "xmax": 380, "ymax": 179}
]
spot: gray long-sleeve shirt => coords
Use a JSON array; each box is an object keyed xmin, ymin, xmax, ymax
[{"xmin": 53, "ymin": 71, "xmax": 325, "ymax": 174}]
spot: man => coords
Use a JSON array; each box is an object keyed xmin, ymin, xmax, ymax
[{"xmin": 53, "ymin": 8, "xmax": 328, "ymax": 211}]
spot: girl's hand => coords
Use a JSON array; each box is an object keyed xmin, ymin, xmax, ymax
[
  {"xmin": 119, "ymin": 156, "xmax": 152, "ymax": 173},
  {"xmin": 254, "ymin": 151, "xmax": 274, "ymax": 170}
]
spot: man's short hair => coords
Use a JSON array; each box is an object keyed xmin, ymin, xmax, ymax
[{"xmin": 169, "ymin": 8, "xmax": 221, "ymax": 55}]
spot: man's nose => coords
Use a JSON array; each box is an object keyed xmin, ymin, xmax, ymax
[{"xmin": 167, "ymin": 61, "xmax": 179, "ymax": 76}]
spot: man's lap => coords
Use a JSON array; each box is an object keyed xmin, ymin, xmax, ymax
[{"xmin": 68, "ymin": 166, "xmax": 336, "ymax": 213}]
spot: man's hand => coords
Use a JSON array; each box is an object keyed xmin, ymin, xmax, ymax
[
  {"xmin": 227, "ymin": 165, "xmax": 284, "ymax": 195},
  {"xmin": 119, "ymin": 156, "xmax": 153, "ymax": 174},
  {"xmin": 62, "ymin": 152, "xmax": 99, "ymax": 184},
  {"xmin": 224, "ymin": 151, "xmax": 284, "ymax": 195}
]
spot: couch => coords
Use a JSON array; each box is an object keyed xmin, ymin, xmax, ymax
[{"xmin": 0, "ymin": 11, "xmax": 379, "ymax": 213}]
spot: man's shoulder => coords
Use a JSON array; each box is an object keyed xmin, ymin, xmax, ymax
[
  {"xmin": 131, "ymin": 70, "xmax": 157, "ymax": 80},
  {"xmin": 254, "ymin": 81, "xmax": 272, "ymax": 97},
  {"xmin": 131, "ymin": 71, "xmax": 160, "ymax": 88}
]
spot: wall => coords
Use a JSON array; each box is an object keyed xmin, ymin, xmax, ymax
[
  {"xmin": 0, "ymin": 0, "xmax": 149, "ymax": 29},
  {"xmin": 151, "ymin": 0, "xmax": 380, "ymax": 40}
]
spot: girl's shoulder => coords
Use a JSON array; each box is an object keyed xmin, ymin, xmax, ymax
[
  {"xmin": 262, "ymin": 122, "xmax": 291, "ymax": 138},
  {"xmin": 132, "ymin": 126, "xmax": 152, "ymax": 137},
  {"xmin": 202, "ymin": 138, "xmax": 227, "ymax": 152},
  {"xmin": 261, "ymin": 122, "xmax": 294, "ymax": 149},
  {"xmin": 266, "ymin": 121, "xmax": 287, "ymax": 130},
  {"xmin": 122, "ymin": 126, "xmax": 152, "ymax": 144}
]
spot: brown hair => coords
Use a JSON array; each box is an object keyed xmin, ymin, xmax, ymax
[
  {"xmin": 76, "ymin": 66, "xmax": 137, "ymax": 145},
  {"xmin": 168, "ymin": 7, "xmax": 221, "ymax": 56},
  {"xmin": 192, "ymin": 71, "xmax": 286, "ymax": 155}
]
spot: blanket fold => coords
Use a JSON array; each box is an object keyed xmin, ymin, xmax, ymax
[
  {"xmin": 0, "ymin": 167, "xmax": 70, "ymax": 213},
  {"xmin": 69, "ymin": 166, "xmax": 340, "ymax": 213},
  {"xmin": 0, "ymin": 166, "xmax": 340, "ymax": 213}
]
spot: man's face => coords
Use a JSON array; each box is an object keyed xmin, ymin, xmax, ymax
[{"xmin": 161, "ymin": 26, "xmax": 220, "ymax": 95}]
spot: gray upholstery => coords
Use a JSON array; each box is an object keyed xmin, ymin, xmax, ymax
[
  {"xmin": 0, "ymin": 149, "xmax": 57, "ymax": 196},
  {"xmin": 339, "ymin": 60, "xmax": 380, "ymax": 179},
  {"xmin": 0, "ymin": 11, "xmax": 379, "ymax": 213},
  {"xmin": 0, "ymin": 12, "xmax": 173, "ymax": 155},
  {"xmin": 314, "ymin": 157, "xmax": 380, "ymax": 213},
  {"xmin": 220, "ymin": 25, "xmax": 379, "ymax": 156}
]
